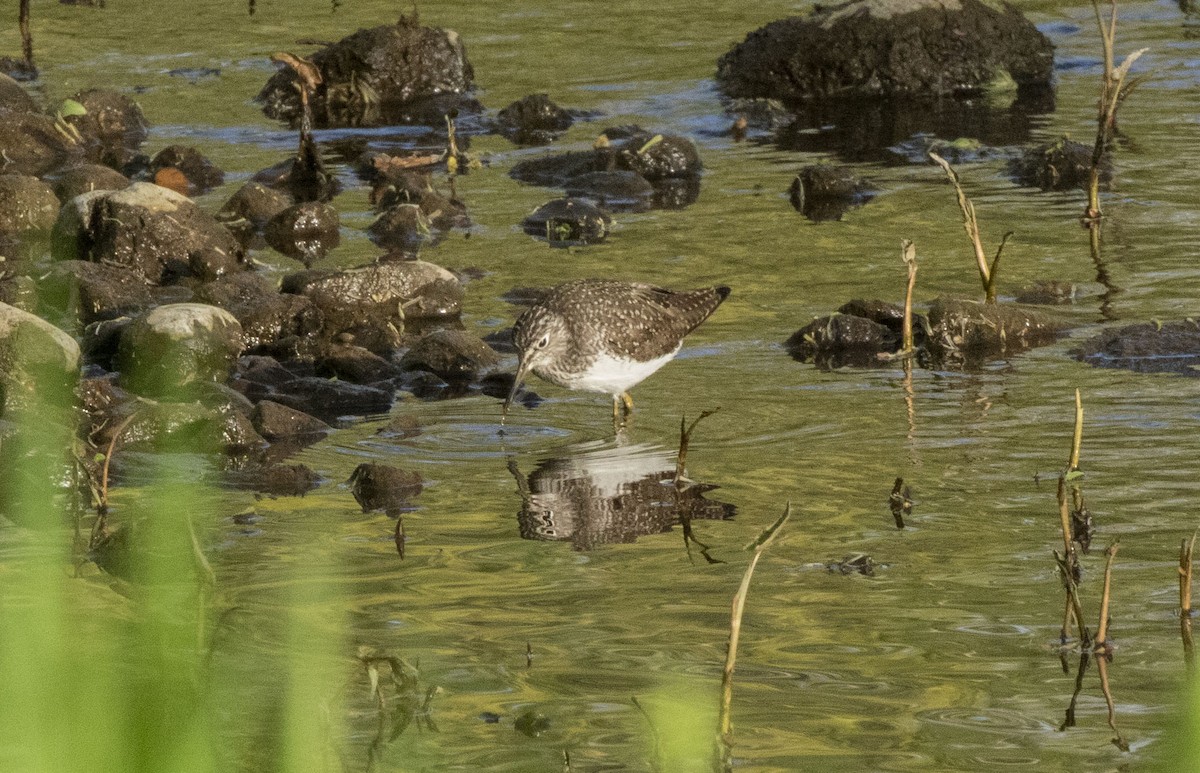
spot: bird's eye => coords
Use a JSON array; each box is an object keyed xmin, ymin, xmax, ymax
[{"xmin": 537, "ymin": 335, "xmax": 550, "ymax": 349}]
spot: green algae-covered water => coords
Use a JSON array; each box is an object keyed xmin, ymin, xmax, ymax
[{"xmin": 4, "ymin": 1, "xmax": 1200, "ymax": 770}]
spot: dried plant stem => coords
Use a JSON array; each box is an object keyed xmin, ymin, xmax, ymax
[
  {"xmin": 718, "ymin": 503, "xmax": 792, "ymax": 764},
  {"xmin": 1057, "ymin": 478, "xmax": 1078, "ymax": 579},
  {"xmin": 1085, "ymin": 1, "xmax": 1149, "ymax": 221},
  {"xmin": 1095, "ymin": 542, "xmax": 1119, "ymax": 650},
  {"xmin": 19, "ymin": 0, "xmax": 33, "ymax": 69},
  {"xmin": 1055, "ymin": 549, "xmax": 1090, "ymax": 645},
  {"xmin": 900, "ymin": 240, "xmax": 917, "ymax": 354},
  {"xmin": 1068, "ymin": 388, "xmax": 1084, "ymax": 472},
  {"xmin": 928, "ymin": 153, "xmax": 1009, "ymax": 303}
]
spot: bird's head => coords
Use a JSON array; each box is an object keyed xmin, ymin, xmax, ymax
[{"xmin": 502, "ymin": 305, "xmax": 571, "ymax": 421}]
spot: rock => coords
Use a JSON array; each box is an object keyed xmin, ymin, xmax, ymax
[
  {"xmin": 521, "ymin": 198, "xmax": 611, "ymax": 245},
  {"xmin": 612, "ymin": 130, "xmax": 702, "ymax": 181},
  {"xmin": 51, "ymin": 182, "xmax": 247, "ymax": 284},
  {"xmin": 317, "ymin": 343, "xmax": 404, "ymax": 384},
  {"xmin": 349, "ymin": 462, "xmax": 423, "ymax": 513},
  {"xmin": 785, "ymin": 313, "xmax": 897, "ymax": 367},
  {"xmin": 789, "ymin": 165, "xmax": 876, "ymax": 221},
  {"xmin": 226, "ymin": 463, "xmax": 321, "ymax": 496},
  {"xmin": 38, "ymin": 260, "xmax": 156, "ymax": 325},
  {"xmin": 370, "ymin": 172, "xmax": 468, "ymax": 230},
  {"xmin": 62, "ymin": 88, "xmax": 150, "ymax": 169},
  {"xmin": 399, "ymin": 329, "xmax": 501, "ymax": 381},
  {"xmin": 367, "ymin": 202, "xmax": 432, "ymax": 252},
  {"xmin": 283, "ymin": 260, "xmax": 463, "ymax": 352},
  {"xmin": 0, "ymin": 73, "xmax": 37, "ymax": 113},
  {"xmin": 256, "ymin": 14, "xmax": 476, "ymax": 128},
  {"xmin": 264, "ymin": 201, "xmax": 340, "ymax": 264},
  {"xmin": 0, "ymin": 174, "xmax": 60, "ymax": 234},
  {"xmin": 251, "ymin": 399, "xmax": 332, "ymax": 441},
  {"xmin": 1074, "ymin": 320, "xmax": 1200, "ymax": 376},
  {"xmin": 496, "ymin": 93, "xmax": 574, "ymax": 145},
  {"xmin": 216, "ymin": 181, "xmax": 292, "ymax": 228},
  {"xmin": 1009, "ymin": 137, "xmax": 1109, "ymax": 192},
  {"xmin": 837, "ymin": 299, "xmax": 922, "ymax": 339},
  {"xmin": 0, "ymin": 110, "xmax": 74, "ymax": 176},
  {"xmin": 97, "ymin": 399, "xmax": 266, "ymax": 455},
  {"xmin": 716, "ymin": 0, "xmax": 1054, "ymax": 102},
  {"xmin": 925, "ymin": 296, "xmax": 1064, "ymax": 363},
  {"xmin": 267, "ymin": 376, "xmax": 394, "ymax": 422},
  {"xmin": 148, "ymin": 145, "xmax": 225, "ymax": 195},
  {"xmin": 49, "ymin": 163, "xmax": 131, "ymax": 202},
  {"xmin": 250, "ymin": 131, "xmax": 339, "ymax": 203},
  {"xmin": 0, "ymin": 302, "xmax": 80, "ymax": 415},
  {"xmin": 115, "ymin": 303, "xmax": 244, "ymax": 396},
  {"xmin": 192, "ymin": 272, "xmax": 324, "ymax": 354}
]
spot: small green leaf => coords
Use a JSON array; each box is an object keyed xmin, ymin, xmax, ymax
[
  {"xmin": 1064, "ymin": 470, "xmax": 1085, "ymax": 481},
  {"xmin": 57, "ymin": 99, "xmax": 88, "ymax": 117}
]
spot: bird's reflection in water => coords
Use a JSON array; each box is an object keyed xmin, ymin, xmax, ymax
[{"xmin": 508, "ymin": 441, "xmax": 736, "ymax": 555}]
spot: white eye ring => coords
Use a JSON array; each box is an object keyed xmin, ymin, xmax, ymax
[{"xmin": 536, "ymin": 335, "xmax": 550, "ymax": 349}]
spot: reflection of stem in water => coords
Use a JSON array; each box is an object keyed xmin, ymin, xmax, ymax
[
  {"xmin": 1087, "ymin": 221, "xmax": 1121, "ymax": 321},
  {"xmin": 718, "ymin": 504, "xmax": 792, "ymax": 771},
  {"xmin": 1097, "ymin": 651, "xmax": 1130, "ymax": 751},
  {"xmin": 630, "ymin": 696, "xmax": 663, "ymax": 772},
  {"xmin": 393, "ymin": 516, "xmax": 405, "ymax": 559},
  {"xmin": 1060, "ymin": 650, "xmax": 1091, "ymax": 730},
  {"xmin": 902, "ymin": 357, "xmax": 915, "ymax": 445},
  {"xmin": 675, "ymin": 409, "xmax": 719, "ymax": 486},
  {"xmin": 19, "ymin": 0, "xmax": 33, "ymax": 70},
  {"xmin": 1181, "ymin": 534, "xmax": 1196, "ymax": 667}
]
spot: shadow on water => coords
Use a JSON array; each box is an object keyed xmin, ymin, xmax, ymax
[{"xmin": 506, "ymin": 440, "xmax": 735, "ymax": 553}]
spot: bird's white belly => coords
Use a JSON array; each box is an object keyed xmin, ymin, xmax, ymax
[{"xmin": 565, "ymin": 346, "xmax": 681, "ymax": 395}]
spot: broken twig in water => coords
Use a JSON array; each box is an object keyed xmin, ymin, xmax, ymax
[
  {"xmin": 1094, "ymin": 542, "xmax": 1119, "ymax": 653},
  {"xmin": 718, "ymin": 503, "xmax": 792, "ymax": 768},
  {"xmin": 900, "ymin": 240, "xmax": 917, "ymax": 355}
]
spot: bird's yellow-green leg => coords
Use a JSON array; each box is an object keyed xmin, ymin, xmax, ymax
[{"xmin": 620, "ymin": 392, "xmax": 634, "ymax": 418}]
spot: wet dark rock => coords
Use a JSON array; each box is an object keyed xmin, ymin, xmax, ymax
[
  {"xmin": 257, "ymin": 15, "xmax": 476, "ymax": 128},
  {"xmin": 827, "ymin": 553, "xmax": 876, "ymax": 576},
  {"xmin": 63, "ymin": 88, "xmax": 150, "ymax": 169},
  {"xmin": 563, "ymin": 171, "xmax": 655, "ymax": 211},
  {"xmin": 193, "ymin": 271, "xmax": 324, "ymax": 354},
  {"xmin": 283, "ymin": 260, "xmax": 463, "ymax": 353},
  {"xmin": 725, "ymin": 97, "xmax": 792, "ymax": 132},
  {"xmin": 0, "ymin": 110, "xmax": 74, "ymax": 176},
  {"xmin": 49, "ymin": 163, "xmax": 131, "ymax": 202},
  {"xmin": 97, "ymin": 398, "xmax": 267, "ymax": 455},
  {"xmin": 613, "ymin": 130, "xmax": 702, "ymax": 181},
  {"xmin": 264, "ymin": 201, "xmax": 340, "ymax": 264},
  {"xmin": 479, "ymin": 371, "xmax": 542, "ymax": 408},
  {"xmin": 367, "ymin": 203, "xmax": 432, "ymax": 252},
  {"xmin": 267, "ymin": 376, "xmax": 394, "ymax": 422},
  {"xmin": 38, "ymin": 260, "xmax": 155, "ymax": 325},
  {"xmin": 371, "ymin": 172, "xmax": 469, "ymax": 231},
  {"xmin": 1014, "ymin": 280, "xmax": 1080, "ymax": 305},
  {"xmin": 521, "ymin": 198, "xmax": 611, "ymax": 245},
  {"xmin": 399, "ymin": 329, "xmax": 501, "ymax": 381},
  {"xmin": 716, "ymin": 0, "xmax": 1054, "ymax": 102},
  {"xmin": 226, "ymin": 463, "xmax": 320, "ymax": 496},
  {"xmin": 509, "ymin": 149, "xmax": 598, "ymax": 187},
  {"xmin": 216, "ymin": 181, "xmax": 293, "ymax": 231},
  {"xmin": 375, "ymin": 413, "xmax": 422, "ymax": 439},
  {"xmin": 925, "ymin": 296, "xmax": 1065, "ymax": 363},
  {"xmin": 349, "ymin": 462, "xmax": 423, "ymax": 513},
  {"xmin": 0, "ymin": 174, "xmax": 60, "ymax": 233},
  {"xmin": 1074, "ymin": 320, "xmax": 1200, "ymax": 376},
  {"xmin": 1009, "ymin": 137, "xmax": 1109, "ymax": 192},
  {"xmin": 0, "ymin": 302, "xmax": 80, "ymax": 415},
  {"xmin": 148, "ymin": 145, "xmax": 225, "ymax": 196},
  {"xmin": 0, "ymin": 73, "xmax": 37, "ymax": 113},
  {"xmin": 317, "ymin": 343, "xmax": 404, "ymax": 384},
  {"xmin": 250, "ymin": 399, "xmax": 332, "ymax": 441},
  {"xmin": 789, "ymin": 165, "xmax": 876, "ymax": 221},
  {"xmin": 482, "ymin": 327, "xmax": 515, "ymax": 353},
  {"xmin": 836, "ymin": 299, "xmax": 913, "ymax": 336},
  {"xmin": 496, "ymin": 93, "xmax": 574, "ymax": 145},
  {"xmin": 785, "ymin": 313, "xmax": 897, "ymax": 367},
  {"xmin": 52, "ymin": 182, "xmax": 247, "ymax": 284},
  {"xmin": 115, "ymin": 303, "xmax": 244, "ymax": 396}
]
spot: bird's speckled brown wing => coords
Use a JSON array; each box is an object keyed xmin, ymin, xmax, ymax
[{"xmin": 550, "ymin": 280, "xmax": 729, "ymax": 362}]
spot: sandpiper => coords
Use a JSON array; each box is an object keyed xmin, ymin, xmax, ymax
[{"xmin": 502, "ymin": 279, "xmax": 731, "ymax": 424}]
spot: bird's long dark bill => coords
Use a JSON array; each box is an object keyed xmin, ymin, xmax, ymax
[{"xmin": 501, "ymin": 358, "xmax": 530, "ymax": 423}]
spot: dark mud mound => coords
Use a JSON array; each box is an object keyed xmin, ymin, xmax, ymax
[{"xmin": 1075, "ymin": 320, "xmax": 1200, "ymax": 376}]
